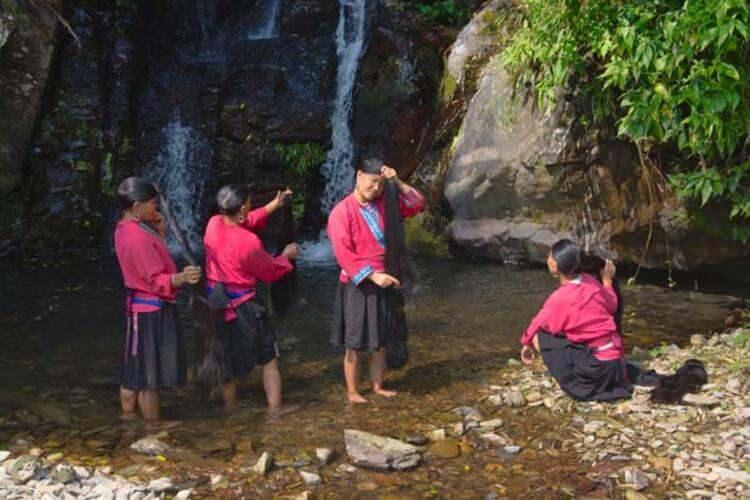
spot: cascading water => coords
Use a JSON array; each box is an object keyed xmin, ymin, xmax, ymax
[
  {"xmin": 299, "ymin": 0, "xmax": 369, "ymax": 267},
  {"xmin": 247, "ymin": 0, "xmax": 282, "ymax": 40},
  {"xmin": 149, "ymin": 111, "xmax": 208, "ymax": 256}
]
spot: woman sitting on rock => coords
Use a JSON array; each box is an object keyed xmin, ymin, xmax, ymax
[{"xmin": 519, "ymin": 239, "xmax": 667, "ymax": 401}]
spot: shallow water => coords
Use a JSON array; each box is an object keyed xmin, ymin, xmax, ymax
[{"xmin": 0, "ymin": 256, "xmax": 741, "ymax": 496}]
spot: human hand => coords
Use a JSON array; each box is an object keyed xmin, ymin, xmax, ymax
[
  {"xmin": 269, "ymin": 188, "xmax": 293, "ymax": 212},
  {"xmin": 380, "ymin": 165, "xmax": 398, "ymax": 180},
  {"xmin": 369, "ymin": 272, "xmax": 401, "ymax": 288},
  {"xmin": 602, "ymin": 259, "xmax": 616, "ymax": 281},
  {"xmin": 521, "ymin": 345, "xmax": 536, "ymax": 365},
  {"xmin": 282, "ymin": 243, "xmax": 299, "ymax": 260},
  {"xmin": 173, "ymin": 265, "xmax": 201, "ymax": 287}
]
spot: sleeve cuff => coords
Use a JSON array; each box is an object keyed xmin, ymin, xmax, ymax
[{"xmin": 352, "ymin": 265, "xmax": 375, "ymax": 285}]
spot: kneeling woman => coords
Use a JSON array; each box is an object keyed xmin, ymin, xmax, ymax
[
  {"xmin": 114, "ymin": 177, "xmax": 202, "ymax": 421},
  {"xmin": 520, "ymin": 239, "xmax": 657, "ymax": 401},
  {"xmin": 203, "ymin": 184, "xmax": 298, "ymax": 414}
]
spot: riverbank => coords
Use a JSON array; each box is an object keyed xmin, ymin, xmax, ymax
[{"xmin": 1, "ymin": 322, "xmax": 747, "ymax": 498}]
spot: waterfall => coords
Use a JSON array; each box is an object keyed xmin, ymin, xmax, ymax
[
  {"xmin": 319, "ymin": 0, "xmax": 368, "ymax": 215},
  {"xmin": 149, "ymin": 111, "xmax": 208, "ymax": 256},
  {"xmin": 299, "ymin": 0, "xmax": 368, "ymax": 267},
  {"xmin": 247, "ymin": 0, "xmax": 282, "ymax": 40}
]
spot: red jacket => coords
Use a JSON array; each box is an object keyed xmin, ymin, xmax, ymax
[
  {"xmin": 521, "ymin": 273, "xmax": 622, "ymax": 360},
  {"xmin": 204, "ymin": 207, "xmax": 293, "ymax": 319},
  {"xmin": 327, "ymin": 187, "xmax": 425, "ymax": 284},
  {"xmin": 114, "ymin": 219, "xmax": 177, "ymax": 312}
]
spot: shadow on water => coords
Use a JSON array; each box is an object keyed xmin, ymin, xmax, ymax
[{"xmin": 0, "ymin": 254, "xmax": 744, "ymax": 495}]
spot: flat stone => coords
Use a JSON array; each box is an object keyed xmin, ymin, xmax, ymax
[
  {"xmin": 405, "ymin": 433, "xmax": 429, "ymax": 446},
  {"xmin": 525, "ymin": 391, "xmax": 543, "ymax": 403},
  {"xmin": 252, "ymin": 452, "xmax": 273, "ymax": 476},
  {"xmin": 710, "ymin": 466, "xmax": 750, "ymax": 484},
  {"xmin": 429, "ymin": 429, "xmax": 446, "ymax": 441},
  {"xmin": 299, "ymin": 470, "xmax": 321, "ymax": 487},
  {"xmin": 690, "ymin": 334, "xmax": 706, "ymax": 346},
  {"xmin": 315, "ymin": 448, "xmax": 334, "ymax": 465},
  {"xmin": 130, "ymin": 436, "xmax": 169, "ymax": 456},
  {"xmin": 428, "ymin": 439, "xmax": 461, "ymax": 459},
  {"xmin": 453, "ymin": 422, "xmax": 465, "ymax": 437},
  {"xmin": 343, "ymin": 430, "xmax": 421, "ymax": 471},
  {"xmin": 622, "ymin": 467, "xmax": 649, "ymax": 491},
  {"xmin": 504, "ymin": 391, "xmax": 526, "ymax": 407},
  {"xmin": 46, "ymin": 452, "xmax": 63, "ymax": 463},
  {"xmin": 147, "ymin": 477, "xmax": 173, "ymax": 492},
  {"xmin": 683, "ymin": 394, "xmax": 721, "ymax": 407},
  {"xmin": 452, "ymin": 406, "xmax": 481, "ymax": 421},
  {"xmin": 502, "ymin": 445, "xmax": 521, "ymax": 455},
  {"xmin": 479, "ymin": 419, "xmax": 503, "ymax": 429},
  {"xmin": 50, "ymin": 463, "xmax": 76, "ymax": 484},
  {"xmin": 10, "ymin": 455, "xmax": 41, "ymax": 485},
  {"xmin": 0, "ymin": 451, "xmax": 9, "ymax": 462},
  {"xmin": 175, "ymin": 489, "xmax": 193, "ymax": 499}
]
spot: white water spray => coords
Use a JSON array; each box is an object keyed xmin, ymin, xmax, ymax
[
  {"xmin": 299, "ymin": 0, "xmax": 368, "ymax": 266},
  {"xmin": 247, "ymin": 0, "xmax": 282, "ymax": 40},
  {"xmin": 149, "ymin": 111, "xmax": 208, "ymax": 256}
]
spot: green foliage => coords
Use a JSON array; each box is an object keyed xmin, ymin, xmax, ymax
[
  {"xmin": 274, "ymin": 142, "xmax": 326, "ymax": 221},
  {"xmin": 274, "ymin": 142, "xmax": 326, "ymax": 178},
  {"xmin": 502, "ymin": 0, "xmax": 750, "ymax": 237},
  {"xmin": 416, "ymin": 0, "xmax": 468, "ymax": 26}
]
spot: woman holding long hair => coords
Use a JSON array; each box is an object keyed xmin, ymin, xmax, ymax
[
  {"xmin": 203, "ymin": 184, "xmax": 298, "ymax": 415},
  {"xmin": 113, "ymin": 177, "xmax": 201, "ymax": 422},
  {"xmin": 327, "ymin": 158, "xmax": 425, "ymax": 403}
]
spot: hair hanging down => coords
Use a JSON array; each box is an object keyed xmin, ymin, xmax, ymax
[
  {"xmin": 117, "ymin": 177, "xmax": 158, "ymax": 210},
  {"xmin": 551, "ymin": 239, "xmax": 581, "ymax": 276},
  {"xmin": 216, "ymin": 184, "xmax": 251, "ymax": 216}
]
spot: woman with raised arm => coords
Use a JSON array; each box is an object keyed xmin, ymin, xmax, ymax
[
  {"xmin": 203, "ymin": 184, "xmax": 298, "ymax": 416},
  {"xmin": 114, "ymin": 177, "xmax": 201, "ymax": 422},
  {"xmin": 327, "ymin": 158, "xmax": 425, "ymax": 404}
]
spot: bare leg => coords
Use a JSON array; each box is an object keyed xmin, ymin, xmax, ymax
[
  {"xmin": 262, "ymin": 359, "xmax": 282, "ymax": 412},
  {"xmin": 344, "ymin": 349, "xmax": 367, "ymax": 403},
  {"xmin": 138, "ymin": 390, "xmax": 159, "ymax": 421},
  {"xmin": 370, "ymin": 349, "xmax": 396, "ymax": 398},
  {"xmin": 120, "ymin": 386, "xmax": 137, "ymax": 419},
  {"xmin": 222, "ymin": 380, "xmax": 237, "ymax": 411}
]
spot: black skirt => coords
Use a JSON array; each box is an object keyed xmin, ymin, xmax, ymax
[
  {"xmin": 537, "ymin": 332, "xmax": 663, "ymax": 402},
  {"xmin": 116, "ymin": 304, "xmax": 187, "ymax": 391},
  {"xmin": 215, "ymin": 299, "xmax": 278, "ymax": 382},
  {"xmin": 331, "ymin": 281, "xmax": 409, "ymax": 367}
]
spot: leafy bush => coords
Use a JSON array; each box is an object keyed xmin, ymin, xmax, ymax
[
  {"xmin": 417, "ymin": 0, "xmax": 468, "ymax": 26},
  {"xmin": 502, "ymin": 0, "xmax": 750, "ymax": 239}
]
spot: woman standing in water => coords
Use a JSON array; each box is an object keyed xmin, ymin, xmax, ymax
[
  {"xmin": 114, "ymin": 177, "xmax": 201, "ymax": 422},
  {"xmin": 203, "ymin": 184, "xmax": 298, "ymax": 416},
  {"xmin": 327, "ymin": 159, "xmax": 425, "ymax": 403}
]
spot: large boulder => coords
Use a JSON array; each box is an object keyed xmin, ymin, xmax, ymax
[{"xmin": 442, "ymin": 51, "xmax": 750, "ymax": 269}]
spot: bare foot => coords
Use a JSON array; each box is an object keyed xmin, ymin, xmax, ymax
[
  {"xmin": 267, "ymin": 403, "xmax": 302, "ymax": 422},
  {"xmin": 119, "ymin": 412, "xmax": 137, "ymax": 421},
  {"xmin": 145, "ymin": 419, "xmax": 182, "ymax": 431},
  {"xmin": 373, "ymin": 388, "xmax": 397, "ymax": 398},
  {"xmin": 347, "ymin": 392, "xmax": 368, "ymax": 404}
]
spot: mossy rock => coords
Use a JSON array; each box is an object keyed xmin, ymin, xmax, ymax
[{"xmin": 405, "ymin": 213, "xmax": 450, "ymax": 258}]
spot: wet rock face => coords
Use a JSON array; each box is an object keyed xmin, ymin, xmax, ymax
[
  {"xmin": 354, "ymin": 17, "xmax": 444, "ymax": 178},
  {"xmin": 439, "ymin": 8, "xmax": 750, "ymax": 269},
  {"xmin": 0, "ymin": 2, "xmax": 60, "ymax": 196}
]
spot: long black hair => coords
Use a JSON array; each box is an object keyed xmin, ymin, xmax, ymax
[
  {"xmin": 551, "ymin": 239, "xmax": 581, "ymax": 277},
  {"xmin": 117, "ymin": 177, "xmax": 158, "ymax": 210},
  {"xmin": 358, "ymin": 158, "xmax": 415, "ymax": 368},
  {"xmin": 216, "ymin": 184, "xmax": 250, "ymax": 216}
]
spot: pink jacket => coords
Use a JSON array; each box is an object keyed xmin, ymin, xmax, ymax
[
  {"xmin": 521, "ymin": 273, "xmax": 623, "ymax": 360},
  {"xmin": 327, "ymin": 188, "xmax": 425, "ymax": 284}
]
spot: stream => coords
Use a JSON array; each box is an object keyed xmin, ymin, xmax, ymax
[{"xmin": 0, "ymin": 255, "xmax": 741, "ymax": 497}]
